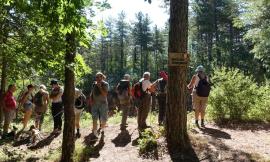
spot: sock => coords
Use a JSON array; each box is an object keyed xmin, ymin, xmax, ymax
[
  {"xmin": 201, "ymin": 119, "xmax": 204, "ymax": 124},
  {"xmin": 77, "ymin": 128, "xmax": 80, "ymax": 133},
  {"xmin": 195, "ymin": 120, "xmax": 199, "ymax": 124}
]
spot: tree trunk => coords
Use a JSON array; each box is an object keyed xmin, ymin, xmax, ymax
[
  {"xmin": 207, "ymin": 33, "xmax": 213, "ymax": 71},
  {"xmin": 0, "ymin": 37, "xmax": 7, "ymax": 127},
  {"xmin": 61, "ymin": 31, "xmax": 76, "ymax": 162},
  {"xmin": 229, "ymin": 22, "xmax": 234, "ymax": 67},
  {"xmin": 166, "ymin": 0, "xmax": 189, "ymax": 156},
  {"xmin": 214, "ymin": 0, "xmax": 221, "ymax": 67}
]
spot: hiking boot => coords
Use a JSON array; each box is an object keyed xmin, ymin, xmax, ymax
[
  {"xmin": 201, "ymin": 119, "xmax": 205, "ymax": 127},
  {"xmin": 201, "ymin": 121, "xmax": 205, "ymax": 128},
  {"xmin": 195, "ymin": 120, "xmax": 200, "ymax": 127}
]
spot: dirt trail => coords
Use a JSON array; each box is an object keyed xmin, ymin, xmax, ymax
[{"xmin": 0, "ymin": 122, "xmax": 269, "ymax": 162}]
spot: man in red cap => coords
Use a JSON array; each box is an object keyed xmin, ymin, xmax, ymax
[{"xmin": 152, "ymin": 71, "xmax": 168, "ymax": 125}]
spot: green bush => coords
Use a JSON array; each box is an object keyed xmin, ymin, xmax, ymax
[
  {"xmin": 208, "ymin": 67, "xmax": 270, "ymax": 122},
  {"xmin": 138, "ymin": 128, "xmax": 158, "ymax": 156},
  {"xmin": 248, "ymin": 85, "xmax": 270, "ymax": 121}
]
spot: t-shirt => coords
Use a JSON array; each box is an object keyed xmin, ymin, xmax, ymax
[
  {"xmin": 4, "ymin": 91, "xmax": 16, "ymax": 110},
  {"xmin": 51, "ymin": 87, "xmax": 63, "ymax": 103},
  {"xmin": 92, "ymin": 81, "xmax": 109, "ymax": 104},
  {"xmin": 139, "ymin": 78, "xmax": 152, "ymax": 94}
]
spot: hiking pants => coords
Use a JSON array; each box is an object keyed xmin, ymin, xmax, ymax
[
  {"xmin": 120, "ymin": 103, "xmax": 131, "ymax": 127},
  {"xmin": 51, "ymin": 102, "xmax": 63, "ymax": 130},
  {"xmin": 137, "ymin": 94, "xmax": 151, "ymax": 131},
  {"xmin": 157, "ymin": 94, "xmax": 166, "ymax": 125}
]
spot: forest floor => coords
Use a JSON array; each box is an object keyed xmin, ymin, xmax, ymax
[{"xmin": 0, "ymin": 112, "xmax": 269, "ymax": 162}]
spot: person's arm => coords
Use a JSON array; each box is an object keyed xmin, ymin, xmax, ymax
[{"xmin": 187, "ymin": 75, "xmax": 196, "ymax": 90}]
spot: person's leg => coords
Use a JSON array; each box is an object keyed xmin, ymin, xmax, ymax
[
  {"xmin": 22, "ymin": 109, "xmax": 32, "ymax": 130},
  {"xmin": 200, "ymin": 97, "xmax": 208, "ymax": 127},
  {"xmin": 121, "ymin": 103, "xmax": 130, "ymax": 129},
  {"xmin": 158, "ymin": 96, "xmax": 166, "ymax": 125},
  {"xmin": 137, "ymin": 99, "xmax": 143, "ymax": 130},
  {"xmin": 55, "ymin": 107, "xmax": 63, "ymax": 131},
  {"xmin": 140, "ymin": 95, "xmax": 151, "ymax": 129},
  {"xmin": 53, "ymin": 103, "xmax": 63, "ymax": 131},
  {"xmin": 39, "ymin": 113, "xmax": 45, "ymax": 131},
  {"xmin": 99, "ymin": 103, "xmax": 108, "ymax": 133},
  {"xmin": 51, "ymin": 104, "xmax": 57, "ymax": 131},
  {"xmin": 35, "ymin": 112, "xmax": 40, "ymax": 130},
  {"xmin": 3, "ymin": 111, "xmax": 11, "ymax": 135},
  {"xmin": 192, "ymin": 93, "xmax": 200, "ymax": 126},
  {"xmin": 91, "ymin": 104, "xmax": 99, "ymax": 136}
]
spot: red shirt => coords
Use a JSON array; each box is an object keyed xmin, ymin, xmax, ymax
[{"xmin": 4, "ymin": 90, "xmax": 17, "ymax": 111}]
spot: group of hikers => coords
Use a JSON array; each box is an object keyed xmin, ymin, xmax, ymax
[{"xmin": 0, "ymin": 65, "xmax": 210, "ymax": 141}]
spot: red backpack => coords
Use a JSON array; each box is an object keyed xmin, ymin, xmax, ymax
[{"xmin": 131, "ymin": 81, "xmax": 144, "ymax": 99}]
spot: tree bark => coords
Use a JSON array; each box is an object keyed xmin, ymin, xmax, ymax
[
  {"xmin": 0, "ymin": 36, "xmax": 7, "ymax": 127},
  {"xmin": 214, "ymin": 0, "xmax": 221, "ymax": 67},
  {"xmin": 61, "ymin": 31, "xmax": 76, "ymax": 162},
  {"xmin": 166, "ymin": 0, "xmax": 189, "ymax": 156}
]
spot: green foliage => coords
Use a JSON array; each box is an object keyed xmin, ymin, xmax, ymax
[
  {"xmin": 138, "ymin": 128, "xmax": 158, "ymax": 156},
  {"xmin": 208, "ymin": 67, "xmax": 270, "ymax": 122},
  {"xmin": 243, "ymin": 0, "xmax": 270, "ymax": 74}
]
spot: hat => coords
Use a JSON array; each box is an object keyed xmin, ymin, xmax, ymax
[
  {"xmin": 124, "ymin": 74, "xmax": 131, "ymax": 80},
  {"xmin": 195, "ymin": 65, "xmax": 205, "ymax": 72},
  {"xmin": 159, "ymin": 71, "xmax": 168, "ymax": 80},
  {"xmin": 40, "ymin": 84, "xmax": 47, "ymax": 90},
  {"xmin": 50, "ymin": 79, "xmax": 58, "ymax": 85}
]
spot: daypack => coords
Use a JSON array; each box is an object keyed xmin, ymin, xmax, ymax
[
  {"xmin": 196, "ymin": 75, "xmax": 211, "ymax": 97},
  {"xmin": 158, "ymin": 79, "xmax": 167, "ymax": 93},
  {"xmin": 75, "ymin": 93, "xmax": 86, "ymax": 109},
  {"xmin": 132, "ymin": 81, "xmax": 145, "ymax": 99},
  {"xmin": 117, "ymin": 80, "xmax": 130, "ymax": 98},
  {"xmin": 34, "ymin": 92, "xmax": 44, "ymax": 107}
]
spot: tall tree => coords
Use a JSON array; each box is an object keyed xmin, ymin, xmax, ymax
[{"xmin": 166, "ymin": 0, "xmax": 189, "ymax": 158}]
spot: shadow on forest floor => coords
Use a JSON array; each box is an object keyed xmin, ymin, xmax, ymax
[
  {"xmin": 79, "ymin": 132, "xmax": 105, "ymax": 162},
  {"xmin": 199, "ymin": 126, "xmax": 231, "ymax": 139},
  {"xmin": 111, "ymin": 129, "xmax": 131, "ymax": 147},
  {"xmin": 214, "ymin": 120, "xmax": 270, "ymax": 131},
  {"xmin": 28, "ymin": 133, "xmax": 60, "ymax": 150}
]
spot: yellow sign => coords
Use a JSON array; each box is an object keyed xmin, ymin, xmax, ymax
[{"xmin": 168, "ymin": 52, "xmax": 189, "ymax": 66}]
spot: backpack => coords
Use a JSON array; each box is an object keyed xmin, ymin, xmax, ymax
[
  {"xmin": 34, "ymin": 92, "xmax": 44, "ymax": 107},
  {"xmin": 196, "ymin": 75, "xmax": 211, "ymax": 97},
  {"xmin": 158, "ymin": 79, "xmax": 167, "ymax": 93},
  {"xmin": 75, "ymin": 93, "xmax": 86, "ymax": 109},
  {"xmin": 117, "ymin": 80, "xmax": 130, "ymax": 95},
  {"xmin": 132, "ymin": 81, "xmax": 145, "ymax": 99}
]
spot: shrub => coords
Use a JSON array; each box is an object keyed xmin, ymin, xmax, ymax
[
  {"xmin": 138, "ymin": 128, "xmax": 158, "ymax": 157},
  {"xmin": 208, "ymin": 68, "xmax": 258, "ymax": 121},
  {"xmin": 248, "ymin": 84, "xmax": 270, "ymax": 121}
]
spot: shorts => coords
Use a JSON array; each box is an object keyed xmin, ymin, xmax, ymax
[
  {"xmin": 192, "ymin": 92, "xmax": 208, "ymax": 111},
  {"xmin": 23, "ymin": 102, "xmax": 33, "ymax": 111},
  {"xmin": 91, "ymin": 102, "xmax": 108, "ymax": 122},
  {"xmin": 4, "ymin": 109, "xmax": 15, "ymax": 123}
]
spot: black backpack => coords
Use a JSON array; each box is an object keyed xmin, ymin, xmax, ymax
[
  {"xmin": 75, "ymin": 93, "xmax": 86, "ymax": 109},
  {"xmin": 196, "ymin": 75, "xmax": 211, "ymax": 97},
  {"xmin": 117, "ymin": 80, "xmax": 130, "ymax": 95},
  {"xmin": 158, "ymin": 79, "xmax": 167, "ymax": 93},
  {"xmin": 34, "ymin": 92, "xmax": 44, "ymax": 107}
]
